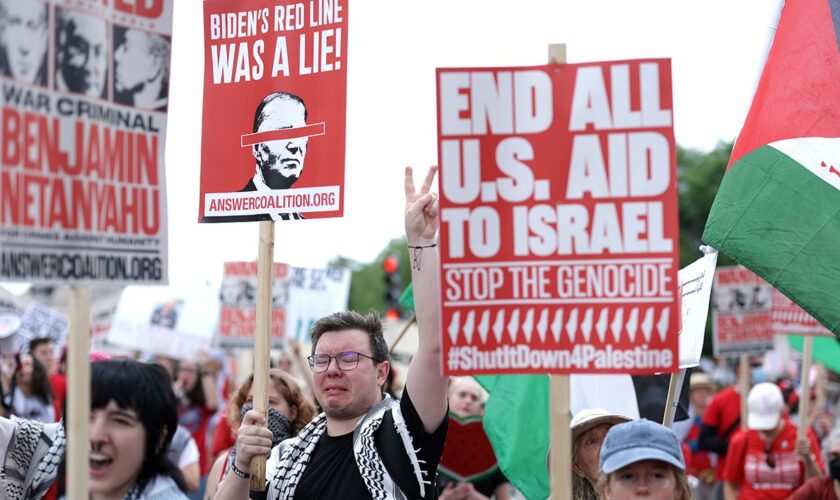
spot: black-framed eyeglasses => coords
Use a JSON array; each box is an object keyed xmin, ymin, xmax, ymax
[
  {"xmin": 307, "ymin": 351, "xmax": 383, "ymax": 373},
  {"xmin": 764, "ymin": 442, "xmax": 776, "ymax": 469}
]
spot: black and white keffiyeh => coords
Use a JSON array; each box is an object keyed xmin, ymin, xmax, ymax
[
  {"xmin": 0, "ymin": 416, "xmax": 65, "ymax": 500},
  {"xmin": 266, "ymin": 395, "xmax": 429, "ymax": 499},
  {"xmin": 223, "ymin": 403, "xmax": 293, "ymax": 481}
]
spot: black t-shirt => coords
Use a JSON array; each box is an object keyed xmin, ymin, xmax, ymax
[{"xmin": 293, "ymin": 388, "xmax": 448, "ymax": 499}]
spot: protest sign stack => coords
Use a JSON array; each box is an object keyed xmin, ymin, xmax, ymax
[{"xmin": 0, "ymin": 1, "xmax": 174, "ymax": 494}]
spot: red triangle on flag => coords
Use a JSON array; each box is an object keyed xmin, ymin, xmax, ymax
[{"xmin": 730, "ymin": 0, "xmax": 840, "ymax": 168}]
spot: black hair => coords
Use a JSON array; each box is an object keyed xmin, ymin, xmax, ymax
[
  {"xmin": 252, "ymin": 91, "xmax": 308, "ymax": 133},
  {"xmin": 91, "ymin": 360, "xmax": 186, "ymax": 492},
  {"xmin": 178, "ymin": 361, "xmax": 206, "ymax": 408},
  {"xmin": 25, "ymin": 354, "xmax": 53, "ymax": 405},
  {"xmin": 28, "ymin": 337, "xmax": 53, "ymax": 356}
]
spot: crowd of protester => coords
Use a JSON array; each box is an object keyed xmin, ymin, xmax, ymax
[{"xmin": 1, "ymin": 329, "xmax": 839, "ymax": 500}]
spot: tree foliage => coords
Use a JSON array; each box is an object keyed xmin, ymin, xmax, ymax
[
  {"xmin": 331, "ymin": 237, "xmax": 410, "ymax": 316},
  {"xmin": 677, "ymin": 141, "xmax": 736, "ymax": 267}
]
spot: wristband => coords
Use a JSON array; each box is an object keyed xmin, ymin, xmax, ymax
[
  {"xmin": 408, "ymin": 243, "xmax": 436, "ymax": 270},
  {"xmin": 231, "ymin": 461, "xmax": 251, "ymax": 479}
]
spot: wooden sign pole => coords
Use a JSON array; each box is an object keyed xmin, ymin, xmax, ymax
[
  {"xmin": 388, "ymin": 315, "xmax": 417, "ymax": 354},
  {"xmin": 795, "ymin": 336, "xmax": 813, "ymax": 441},
  {"xmin": 67, "ymin": 286, "xmax": 91, "ymax": 498},
  {"xmin": 547, "ymin": 42, "xmax": 572, "ymax": 500},
  {"xmin": 250, "ymin": 220, "xmax": 275, "ymax": 490},
  {"xmin": 662, "ymin": 368, "xmax": 687, "ymax": 427},
  {"xmin": 739, "ymin": 353, "xmax": 749, "ymax": 430}
]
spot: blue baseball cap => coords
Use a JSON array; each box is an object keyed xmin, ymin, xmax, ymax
[{"xmin": 599, "ymin": 419, "xmax": 685, "ymax": 474}]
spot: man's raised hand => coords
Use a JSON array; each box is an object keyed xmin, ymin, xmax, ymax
[{"xmin": 404, "ymin": 166, "xmax": 439, "ymax": 245}]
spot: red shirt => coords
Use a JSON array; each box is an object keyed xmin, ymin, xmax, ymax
[
  {"xmin": 790, "ymin": 476, "xmax": 838, "ymax": 500},
  {"xmin": 178, "ymin": 403, "xmax": 214, "ymax": 475},
  {"xmin": 701, "ymin": 385, "xmax": 740, "ymax": 479},
  {"xmin": 725, "ymin": 419, "xmax": 824, "ymax": 500},
  {"xmin": 210, "ymin": 410, "xmax": 236, "ymax": 457},
  {"xmin": 49, "ymin": 373, "xmax": 66, "ymax": 422},
  {"xmin": 685, "ymin": 416, "xmax": 715, "ymax": 478}
]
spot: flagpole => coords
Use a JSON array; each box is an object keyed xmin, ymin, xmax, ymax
[
  {"xmin": 662, "ymin": 368, "xmax": 687, "ymax": 427},
  {"xmin": 388, "ymin": 315, "xmax": 417, "ymax": 354}
]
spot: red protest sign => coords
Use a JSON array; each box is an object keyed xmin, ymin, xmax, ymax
[
  {"xmin": 771, "ymin": 289, "xmax": 833, "ymax": 337},
  {"xmin": 711, "ymin": 266, "xmax": 773, "ymax": 356},
  {"xmin": 219, "ymin": 261, "xmax": 290, "ymax": 346},
  {"xmin": 199, "ymin": 0, "xmax": 347, "ymax": 223},
  {"xmin": 437, "ymin": 60, "xmax": 679, "ymax": 375}
]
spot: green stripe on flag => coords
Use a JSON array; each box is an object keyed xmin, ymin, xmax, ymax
[
  {"xmin": 703, "ymin": 145, "xmax": 840, "ymax": 336},
  {"xmin": 399, "ymin": 284, "xmax": 414, "ymax": 311},
  {"xmin": 788, "ymin": 335, "xmax": 840, "ymax": 374},
  {"xmin": 475, "ymin": 375, "xmax": 550, "ymax": 500}
]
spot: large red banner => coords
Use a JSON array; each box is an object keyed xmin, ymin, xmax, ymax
[
  {"xmin": 437, "ymin": 60, "xmax": 680, "ymax": 375},
  {"xmin": 199, "ymin": 0, "xmax": 347, "ymax": 223}
]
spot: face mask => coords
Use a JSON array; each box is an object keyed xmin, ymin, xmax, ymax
[
  {"xmin": 829, "ymin": 456, "xmax": 840, "ymax": 481},
  {"xmin": 240, "ymin": 402, "xmax": 293, "ymax": 447},
  {"xmin": 228, "ymin": 402, "xmax": 294, "ymax": 473}
]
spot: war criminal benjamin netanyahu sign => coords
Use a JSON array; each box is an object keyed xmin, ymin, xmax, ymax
[
  {"xmin": 199, "ymin": 0, "xmax": 347, "ymax": 223},
  {"xmin": 437, "ymin": 60, "xmax": 680, "ymax": 375},
  {"xmin": 0, "ymin": 0, "xmax": 173, "ymax": 284}
]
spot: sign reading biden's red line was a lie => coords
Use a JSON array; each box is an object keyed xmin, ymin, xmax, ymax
[
  {"xmin": 437, "ymin": 60, "xmax": 680, "ymax": 375},
  {"xmin": 198, "ymin": 0, "xmax": 348, "ymax": 224}
]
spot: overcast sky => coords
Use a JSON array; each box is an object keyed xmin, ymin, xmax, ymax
[{"xmin": 4, "ymin": 0, "xmax": 786, "ymax": 293}]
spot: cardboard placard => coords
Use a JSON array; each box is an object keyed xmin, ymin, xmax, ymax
[
  {"xmin": 199, "ymin": 0, "xmax": 348, "ymax": 223},
  {"xmin": 437, "ymin": 60, "xmax": 679, "ymax": 374},
  {"xmin": 712, "ymin": 266, "xmax": 773, "ymax": 356},
  {"xmin": 219, "ymin": 262, "xmax": 290, "ymax": 347},
  {"xmin": 108, "ymin": 285, "xmax": 217, "ymax": 359},
  {"xmin": 0, "ymin": 1, "xmax": 173, "ymax": 284}
]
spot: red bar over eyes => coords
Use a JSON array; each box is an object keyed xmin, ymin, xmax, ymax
[{"xmin": 240, "ymin": 122, "xmax": 326, "ymax": 147}]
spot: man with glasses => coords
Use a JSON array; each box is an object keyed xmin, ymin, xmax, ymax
[
  {"xmin": 724, "ymin": 382, "xmax": 823, "ymax": 500},
  {"xmin": 217, "ymin": 166, "xmax": 447, "ymax": 499}
]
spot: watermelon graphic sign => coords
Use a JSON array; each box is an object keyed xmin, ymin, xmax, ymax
[
  {"xmin": 439, "ymin": 414, "xmax": 500, "ymax": 484},
  {"xmin": 703, "ymin": 0, "xmax": 840, "ymax": 338},
  {"xmin": 437, "ymin": 60, "xmax": 680, "ymax": 375}
]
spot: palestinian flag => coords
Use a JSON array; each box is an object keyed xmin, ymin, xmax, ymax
[{"xmin": 703, "ymin": 0, "xmax": 840, "ymax": 337}]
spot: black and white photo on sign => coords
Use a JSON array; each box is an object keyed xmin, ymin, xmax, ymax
[
  {"xmin": 113, "ymin": 25, "xmax": 170, "ymax": 110},
  {"xmin": 0, "ymin": 0, "xmax": 48, "ymax": 86},
  {"xmin": 55, "ymin": 6, "xmax": 107, "ymax": 98},
  {"xmin": 203, "ymin": 91, "xmax": 312, "ymax": 223}
]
